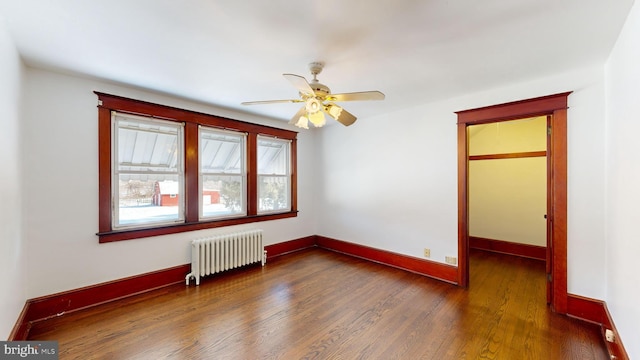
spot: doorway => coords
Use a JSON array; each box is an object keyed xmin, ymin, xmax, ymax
[
  {"xmin": 467, "ymin": 117, "xmax": 547, "ymax": 262},
  {"xmin": 455, "ymin": 92, "xmax": 570, "ymax": 313}
]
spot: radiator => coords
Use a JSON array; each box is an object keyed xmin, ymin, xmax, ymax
[{"xmin": 185, "ymin": 229, "xmax": 266, "ymax": 286}]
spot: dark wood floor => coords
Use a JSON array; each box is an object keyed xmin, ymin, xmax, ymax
[{"xmin": 28, "ymin": 248, "xmax": 607, "ymax": 359}]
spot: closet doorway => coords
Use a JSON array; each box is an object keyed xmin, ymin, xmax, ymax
[
  {"xmin": 456, "ymin": 92, "xmax": 570, "ymax": 313},
  {"xmin": 467, "ymin": 117, "xmax": 547, "ymax": 262}
]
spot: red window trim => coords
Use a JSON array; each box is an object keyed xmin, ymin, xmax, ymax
[{"xmin": 96, "ymin": 92, "xmax": 298, "ymax": 243}]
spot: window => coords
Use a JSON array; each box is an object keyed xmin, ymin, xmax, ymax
[
  {"xmin": 199, "ymin": 127, "xmax": 246, "ymax": 220},
  {"xmin": 113, "ymin": 113, "xmax": 185, "ymax": 229},
  {"xmin": 96, "ymin": 92, "xmax": 297, "ymax": 243},
  {"xmin": 257, "ymin": 136, "xmax": 291, "ymax": 213}
]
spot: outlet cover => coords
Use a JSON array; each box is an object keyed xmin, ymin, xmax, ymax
[
  {"xmin": 424, "ymin": 248, "xmax": 431, "ymax": 258},
  {"xmin": 445, "ymin": 256, "xmax": 457, "ymax": 265}
]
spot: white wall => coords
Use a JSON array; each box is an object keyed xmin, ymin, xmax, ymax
[
  {"xmin": 468, "ymin": 118, "xmax": 547, "ymax": 247},
  {"xmin": 21, "ymin": 68, "xmax": 318, "ymax": 298},
  {"xmin": 605, "ymin": 0, "xmax": 640, "ymax": 358},
  {"xmin": 317, "ymin": 64, "xmax": 607, "ymax": 299},
  {"xmin": 0, "ymin": 15, "xmax": 25, "ymax": 339}
]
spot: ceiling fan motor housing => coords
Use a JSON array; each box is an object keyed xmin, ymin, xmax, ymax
[
  {"xmin": 308, "ymin": 61, "xmax": 330, "ymax": 97},
  {"xmin": 310, "ymin": 82, "xmax": 330, "ymax": 97}
]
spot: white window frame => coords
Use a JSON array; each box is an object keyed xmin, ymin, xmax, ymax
[
  {"xmin": 112, "ymin": 112, "xmax": 185, "ymax": 229},
  {"xmin": 257, "ymin": 135, "xmax": 291, "ymax": 214},
  {"xmin": 198, "ymin": 126, "xmax": 248, "ymax": 220}
]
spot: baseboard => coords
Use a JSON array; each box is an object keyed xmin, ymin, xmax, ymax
[
  {"xmin": 469, "ymin": 236, "xmax": 546, "ymax": 261},
  {"xmin": 567, "ymin": 294, "xmax": 629, "ymax": 360},
  {"xmin": 8, "ymin": 303, "xmax": 31, "ymax": 341},
  {"xmin": 14, "ymin": 234, "xmax": 624, "ymax": 360},
  {"xmin": 9, "ymin": 264, "xmax": 190, "ymax": 341},
  {"xmin": 316, "ymin": 236, "xmax": 458, "ymax": 284},
  {"xmin": 10, "ymin": 236, "xmax": 315, "ymax": 340},
  {"xmin": 265, "ymin": 236, "xmax": 317, "ymax": 259}
]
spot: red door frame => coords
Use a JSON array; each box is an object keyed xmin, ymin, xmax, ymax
[{"xmin": 455, "ymin": 92, "xmax": 571, "ymax": 313}]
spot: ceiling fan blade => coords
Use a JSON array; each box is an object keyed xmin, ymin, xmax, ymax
[
  {"xmin": 289, "ymin": 106, "xmax": 309, "ymax": 129},
  {"xmin": 241, "ymin": 99, "xmax": 302, "ymax": 105},
  {"xmin": 324, "ymin": 103, "xmax": 357, "ymax": 126},
  {"xmin": 328, "ymin": 91, "xmax": 385, "ymax": 102},
  {"xmin": 283, "ymin": 73, "xmax": 315, "ymax": 97}
]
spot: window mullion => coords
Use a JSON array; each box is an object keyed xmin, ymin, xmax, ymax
[
  {"xmin": 184, "ymin": 122, "xmax": 199, "ymax": 223},
  {"xmin": 247, "ymin": 133, "xmax": 258, "ymax": 216}
]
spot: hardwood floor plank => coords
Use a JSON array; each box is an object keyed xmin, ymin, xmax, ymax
[{"xmin": 28, "ymin": 248, "xmax": 607, "ymax": 359}]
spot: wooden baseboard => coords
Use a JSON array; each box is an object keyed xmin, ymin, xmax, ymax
[
  {"xmin": 14, "ymin": 233, "xmax": 625, "ymax": 360},
  {"xmin": 265, "ymin": 236, "xmax": 317, "ymax": 259},
  {"xmin": 316, "ymin": 236, "xmax": 458, "ymax": 284},
  {"xmin": 9, "ymin": 236, "xmax": 315, "ymax": 340},
  {"xmin": 8, "ymin": 302, "xmax": 31, "ymax": 341},
  {"xmin": 469, "ymin": 236, "xmax": 546, "ymax": 261},
  {"xmin": 567, "ymin": 294, "xmax": 629, "ymax": 360},
  {"xmin": 9, "ymin": 264, "xmax": 191, "ymax": 341}
]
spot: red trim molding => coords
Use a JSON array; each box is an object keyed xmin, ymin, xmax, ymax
[
  {"xmin": 265, "ymin": 236, "xmax": 317, "ymax": 259},
  {"xmin": 456, "ymin": 92, "xmax": 571, "ymax": 124},
  {"xmin": 266, "ymin": 235, "xmax": 458, "ymax": 284},
  {"xmin": 316, "ymin": 236, "xmax": 458, "ymax": 284},
  {"xmin": 456, "ymin": 92, "xmax": 570, "ymax": 314},
  {"xmin": 20, "ymin": 233, "xmax": 627, "ymax": 359},
  {"xmin": 8, "ymin": 303, "xmax": 30, "ymax": 341},
  {"xmin": 468, "ymin": 151, "xmax": 546, "ymax": 161},
  {"xmin": 9, "ymin": 264, "xmax": 190, "ymax": 341},
  {"xmin": 9, "ymin": 236, "xmax": 316, "ymax": 341},
  {"xmin": 469, "ymin": 236, "xmax": 546, "ymax": 261},
  {"xmin": 567, "ymin": 294, "xmax": 629, "ymax": 360}
]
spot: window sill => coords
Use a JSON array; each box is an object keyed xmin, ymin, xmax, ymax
[{"xmin": 97, "ymin": 211, "xmax": 298, "ymax": 243}]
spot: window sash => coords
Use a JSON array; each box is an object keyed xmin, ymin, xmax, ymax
[
  {"xmin": 257, "ymin": 136, "xmax": 291, "ymax": 214},
  {"xmin": 112, "ymin": 112, "xmax": 185, "ymax": 229},
  {"xmin": 199, "ymin": 126, "xmax": 247, "ymax": 220}
]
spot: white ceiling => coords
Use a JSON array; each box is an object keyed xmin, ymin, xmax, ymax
[{"xmin": 0, "ymin": 0, "xmax": 634, "ymax": 124}]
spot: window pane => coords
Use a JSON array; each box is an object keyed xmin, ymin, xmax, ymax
[
  {"xmin": 200, "ymin": 130, "xmax": 244, "ymax": 174},
  {"xmin": 113, "ymin": 114, "xmax": 184, "ymax": 229},
  {"xmin": 258, "ymin": 138, "xmax": 289, "ymax": 175},
  {"xmin": 117, "ymin": 175, "xmax": 182, "ymax": 227},
  {"xmin": 201, "ymin": 175, "xmax": 245, "ymax": 218},
  {"xmin": 258, "ymin": 176, "xmax": 289, "ymax": 212},
  {"xmin": 117, "ymin": 119, "xmax": 179, "ymax": 173}
]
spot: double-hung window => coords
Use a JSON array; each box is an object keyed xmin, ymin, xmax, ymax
[
  {"xmin": 199, "ymin": 127, "xmax": 247, "ymax": 220},
  {"xmin": 96, "ymin": 92, "xmax": 298, "ymax": 243},
  {"xmin": 113, "ymin": 113, "xmax": 185, "ymax": 229},
  {"xmin": 257, "ymin": 136, "xmax": 291, "ymax": 213}
]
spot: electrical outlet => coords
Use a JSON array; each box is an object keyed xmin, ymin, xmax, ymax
[
  {"xmin": 605, "ymin": 329, "xmax": 615, "ymax": 342},
  {"xmin": 445, "ymin": 256, "xmax": 457, "ymax": 265},
  {"xmin": 424, "ymin": 248, "xmax": 431, "ymax": 258}
]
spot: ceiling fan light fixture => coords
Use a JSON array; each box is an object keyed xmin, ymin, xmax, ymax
[
  {"xmin": 293, "ymin": 115, "xmax": 309, "ymax": 129},
  {"xmin": 305, "ymin": 97, "xmax": 322, "ymax": 114},
  {"xmin": 325, "ymin": 103, "xmax": 343, "ymax": 120},
  {"xmin": 242, "ymin": 61, "xmax": 384, "ymax": 129},
  {"xmin": 308, "ymin": 111, "xmax": 326, "ymax": 127}
]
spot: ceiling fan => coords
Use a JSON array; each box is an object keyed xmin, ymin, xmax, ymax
[{"xmin": 241, "ymin": 62, "xmax": 385, "ymax": 129}]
